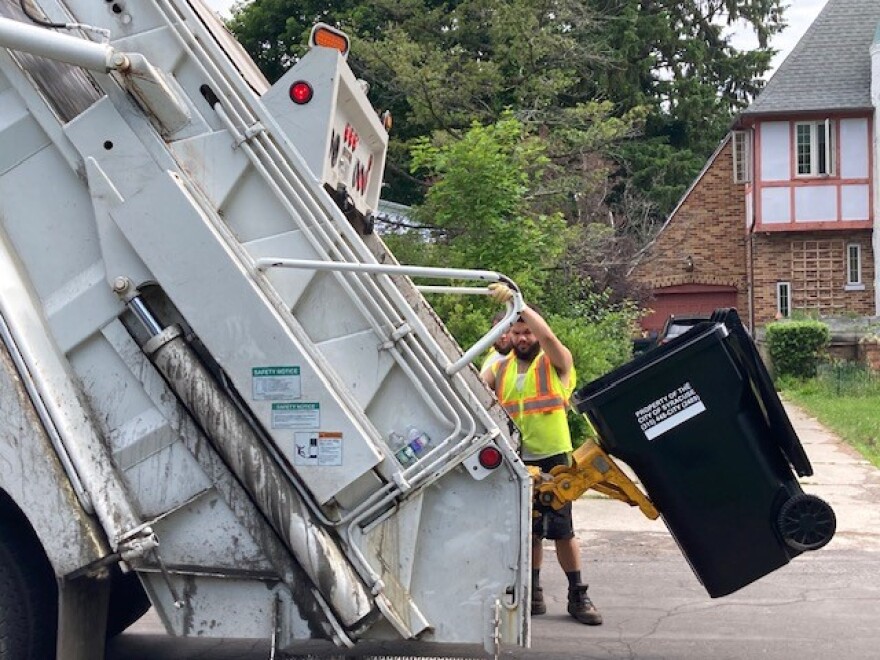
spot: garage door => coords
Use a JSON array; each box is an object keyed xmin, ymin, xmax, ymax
[{"xmin": 641, "ymin": 284, "xmax": 738, "ymax": 333}]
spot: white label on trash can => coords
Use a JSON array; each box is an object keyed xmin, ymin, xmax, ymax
[{"xmin": 635, "ymin": 382, "xmax": 706, "ymax": 441}]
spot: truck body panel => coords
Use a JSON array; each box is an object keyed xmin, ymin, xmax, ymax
[
  {"xmin": 0, "ymin": 329, "xmax": 106, "ymax": 576},
  {"xmin": 0, "ymin": 0, "xmax": 530, "ymax": 655}
]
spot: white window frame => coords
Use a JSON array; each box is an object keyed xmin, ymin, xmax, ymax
[
  {"xmin": 776, "ymin": 282, "xmax": 791, "ymax": 318},
  {"xmin": 845, "ymin": 243, "xmax": 864, "ymax": 290},
  {"xmin": 732, "ymin": 130, "xmax": 752, "ymax": 184},
  {"xmin": 795, "ymin": 119, "xmax": 834, "ymax": 177}
]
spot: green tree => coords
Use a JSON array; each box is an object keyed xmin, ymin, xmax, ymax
[
  {"xmin": 586, "ymin": 0, "xmax": 785, "ymax": 212},
  {"xmin": 386, "ymin": 114, "xmax": 569, "ymax": 346},
  {"xmin": 230, "ymin": 0, "xmax": 783, "ymax": 127},
  {"xmin": 384, "ymin": 116, "xmax": 639, "ymax": 394},
  {"xmin": 227, "ymin": 0, "xmax": 363, "ymax": 82},
  {"xmin": 229, "ymin": 0, "xmax": 622, "ymax": 204},
  {"xmin": 229, "ymin": 0, "xmax": 785, "ymax": 300}
]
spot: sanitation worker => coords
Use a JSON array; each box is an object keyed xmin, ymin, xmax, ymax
[
  {"xmin": 480, "ymin": 310, "xmax": 513, "ymax": 377},
  {"xmin": 482, "ymin": 283, "xmax": 602, "ymax": 625}
]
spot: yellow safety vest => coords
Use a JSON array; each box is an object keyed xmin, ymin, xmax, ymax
[
  {"xmin": 480, "ymin": 347, "xmax": 499, "ymax": 372},
  {"xmin": 493, "ymin": 351, "xmax": 575, "ymax": 458}
]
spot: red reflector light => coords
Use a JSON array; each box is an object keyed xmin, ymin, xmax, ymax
[
  {"xmin": 478, "ymin": 446, "xmax": 503, "ymax": 470},
  {"xmin": 289, "ymin": 81, "xmax": 313, "ymax": 105}
]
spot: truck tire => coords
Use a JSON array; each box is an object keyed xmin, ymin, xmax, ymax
[
  {"xmin": 0, "ymin": 517, "xmax": 58, "ymax": 660},
  {"xmin": 106, "ymin": 569, "xmax": 150, "ymax": 637}
]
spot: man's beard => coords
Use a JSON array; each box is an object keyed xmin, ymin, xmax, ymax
[
  {"xmin": 495, "ymin": 342, "xmax": 512, "ymax": 355},
  {"xmin": 513, "ymin": 341, "xmax": 540, "ymax": 362}
]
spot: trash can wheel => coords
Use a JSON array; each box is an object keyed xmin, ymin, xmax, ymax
[{"xmin": 777, "ymin": 494, "xmax": 836, "ymax": 551}]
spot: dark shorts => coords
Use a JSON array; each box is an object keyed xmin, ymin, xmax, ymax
[{"xmin": 525, "ymin": 453, "xmax": 575, "ymax": 541}]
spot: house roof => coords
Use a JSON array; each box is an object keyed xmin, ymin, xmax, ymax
[{"xmin": 741, "ymin": 0, "xmax": 880, "ymax": 116}]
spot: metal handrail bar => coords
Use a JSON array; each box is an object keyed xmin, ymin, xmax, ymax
[{"xmin": 254, "ymin": 257, "xmax": 524, "ymax": 374}]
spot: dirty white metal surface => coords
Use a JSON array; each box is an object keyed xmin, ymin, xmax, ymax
[
  {"xmin": 262, "ymin": 45, "xmax": 387, "ymax": 217},
  {"xmin": 0, "ymin": 0, "xmax": 530, "ymax": 654}
]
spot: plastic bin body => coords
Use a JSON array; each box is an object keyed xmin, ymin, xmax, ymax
[{"xmin": 574, "ymin": 310, "xmax": 816, "ymax": 597}]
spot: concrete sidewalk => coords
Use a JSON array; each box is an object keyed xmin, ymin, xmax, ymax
[
  {"xmin": 782, "ymin": 402, "xmax": 880, "ymax": 551},
  {"xmin": 525, "ymin": 400, "xmax": 880, "ymax": 659}
]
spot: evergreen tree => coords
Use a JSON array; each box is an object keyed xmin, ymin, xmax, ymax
[{"xmin": 229, "ymin": 0, "xmax": 784, "ymax": 299}]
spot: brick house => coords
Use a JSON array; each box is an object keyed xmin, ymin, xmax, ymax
[
  {"xmin": 633, "ymin": 0, "xmax": 880, "ymax": 333},
  {"xmin": 631, "ymin": 136, "xmax": 748, "ymax": 333}
]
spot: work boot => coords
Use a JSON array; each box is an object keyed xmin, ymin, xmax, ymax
[
  {"xmin": 567, "ymin": 585, "xmax": 602, "ymax": 625},
  {"xmin": 531, "ymin": 586, "xmax": 547, "ymax": 616}
]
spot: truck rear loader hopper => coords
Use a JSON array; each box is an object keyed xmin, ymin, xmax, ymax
[{"xmin": 0, "ymin": 1, "xmax": 532, "ymax": 657}]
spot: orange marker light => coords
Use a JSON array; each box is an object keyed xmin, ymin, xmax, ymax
[{"xmin": 310, "ymin": 23, "xmax": 350, "ymax": 57}]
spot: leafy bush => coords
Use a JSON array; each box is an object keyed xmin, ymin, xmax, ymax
[
  {"xmin": 384, "ymin": 114, "xmax": 641, "ymax": 448},
  {"xmin": 548, "ymin": 312, "xmax": 635, "ymax": 385},
  {"xmin": 815, "ymin": 360, "xmax": 880, "ymax": 397},
  {"xmin": 765, "ymin": 320, "xmax": 830, "ymax": 378},
  {"xmin": 547, "ymin": 309, "xmax": 638, "ymax": 447}
]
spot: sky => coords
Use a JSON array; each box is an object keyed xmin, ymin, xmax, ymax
[
  {"xmin": 204, "ymin": 0, "xmax": 831, "ymax": 78},
  {"xmin": 728, "ymin": 0, "xmax": 830, "ymax": 75}
]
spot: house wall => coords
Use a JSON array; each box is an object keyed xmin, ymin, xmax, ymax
[
  {"xmin": 632, "ymin": 139, "xmax": 749, "ymax": 327},
  {"xmin": 750, "ymin": 229, "xmax": 875, "ymax": 326},
  {"xmin": 872, "ymin": 35, "xmax": 880, "ymax": 314},
  {"xmin": 754, "ymin": 114, "xmax": 874, "ymax": 232}
]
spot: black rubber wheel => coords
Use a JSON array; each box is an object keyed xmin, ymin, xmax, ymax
[
  {"xmin": 777, "ymin": 493, "xmax": 836, "ymax": 552},
  {"xmin": 0, "ymin": 517, "xmax": 58, "ymax": 660},
  {"xmin": 106, "ymin": 568, "xmax": 151, "ymax": 638}
]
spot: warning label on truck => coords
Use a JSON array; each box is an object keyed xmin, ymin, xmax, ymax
[
  {"xmin": 293, "ymin": 431, "xmax": 342, "ymax": 466},
  {"xmin": 635, "ymin": 382, "xmax": 706, "ymax": 441},
  {"xmin": 272, "ymin": 402, "xmax": 320, "ymax": 429},
  {"xmin": 252, "ymin": 366, "xmax": 301, "ymax": 400}
]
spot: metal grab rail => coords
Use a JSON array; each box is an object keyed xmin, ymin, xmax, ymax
[
  {"xmin": 0, "ymin": 15, "xmax": 120, "ymax": 71},
  {"xmin": 254, "ymin": 257, "xmax": 524, "ymax": 374}
]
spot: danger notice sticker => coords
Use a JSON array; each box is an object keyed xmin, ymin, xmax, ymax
[{"xmin": 635, "ymin": 382, "xmax": 706, "ymax": 441}]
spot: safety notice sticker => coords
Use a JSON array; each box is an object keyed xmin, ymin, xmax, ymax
[
  {"xmin": 293, "ymin": 431, "xmax": 342, "ymax": 466},
  {"xmin": 635, "ymin": 382, "xmax": 706, "ymax": 441},
  {"xmin": 272, "ymin": 402, "xmax": 320, "ymax": 429},
  {"xmin": 252, "ymin": 366, "xmax": 301, "ymax": 401}
]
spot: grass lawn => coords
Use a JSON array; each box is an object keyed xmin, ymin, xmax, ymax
[{"xmin": 780, "ymin": 366, "xmax": 880, "ymax": 469}]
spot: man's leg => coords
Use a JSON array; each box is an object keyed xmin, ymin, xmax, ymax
[
  {"xmin": 555, "ymin": 537, "xmax": 602, "ymax": 625},
  {"xmin": 531, "ymin": 537, "xmax": 546, "ymax": 615},
  {"xmin": 555, "ymin": 536, "xmax": 580, "ymax": 572}
]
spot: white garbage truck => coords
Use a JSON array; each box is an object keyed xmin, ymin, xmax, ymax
[{"xmin": 0, "ymin": 1, "xmax": 533, "ymax": 657}]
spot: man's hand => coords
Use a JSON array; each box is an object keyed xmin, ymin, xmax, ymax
[{"xmin": 488, "ymin": 282, "xmax": 513, "ymax": 304}]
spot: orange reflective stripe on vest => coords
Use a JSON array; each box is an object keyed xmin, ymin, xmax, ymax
[{"xmin": 494, "ymin": 353, "xmax": 566, "ymax": 418}]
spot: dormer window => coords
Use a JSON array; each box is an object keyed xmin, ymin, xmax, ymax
[{"xmin": 795, "ymin": 120, "xmax": 834, "ymax": 176}]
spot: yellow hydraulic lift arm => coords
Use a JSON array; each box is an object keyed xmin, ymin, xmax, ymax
[{"xmin": 530, "ymin": 438, "xmax": 660, "ymax": 520}]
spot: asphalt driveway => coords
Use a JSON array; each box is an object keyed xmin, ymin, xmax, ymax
[{"xmin": 108, "ymin": 402, "xmax": 880, "ymax": 659}]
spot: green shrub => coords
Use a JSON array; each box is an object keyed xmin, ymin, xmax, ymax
[
  {"xmin": 816, "ymin": 360, "xmax": 880, "ymax": 397},
  {"xmin": 547, "ymin": 311, "xmax": 637, "ymax": 447},
  {"xmin": 765, "ymin": 320, "xmax": 830, "ymax": 378}
]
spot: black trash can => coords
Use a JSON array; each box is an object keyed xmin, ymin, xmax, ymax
[{"xmin": 573, "ymin": 309, "xmax": 835, "ymax": 597}]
